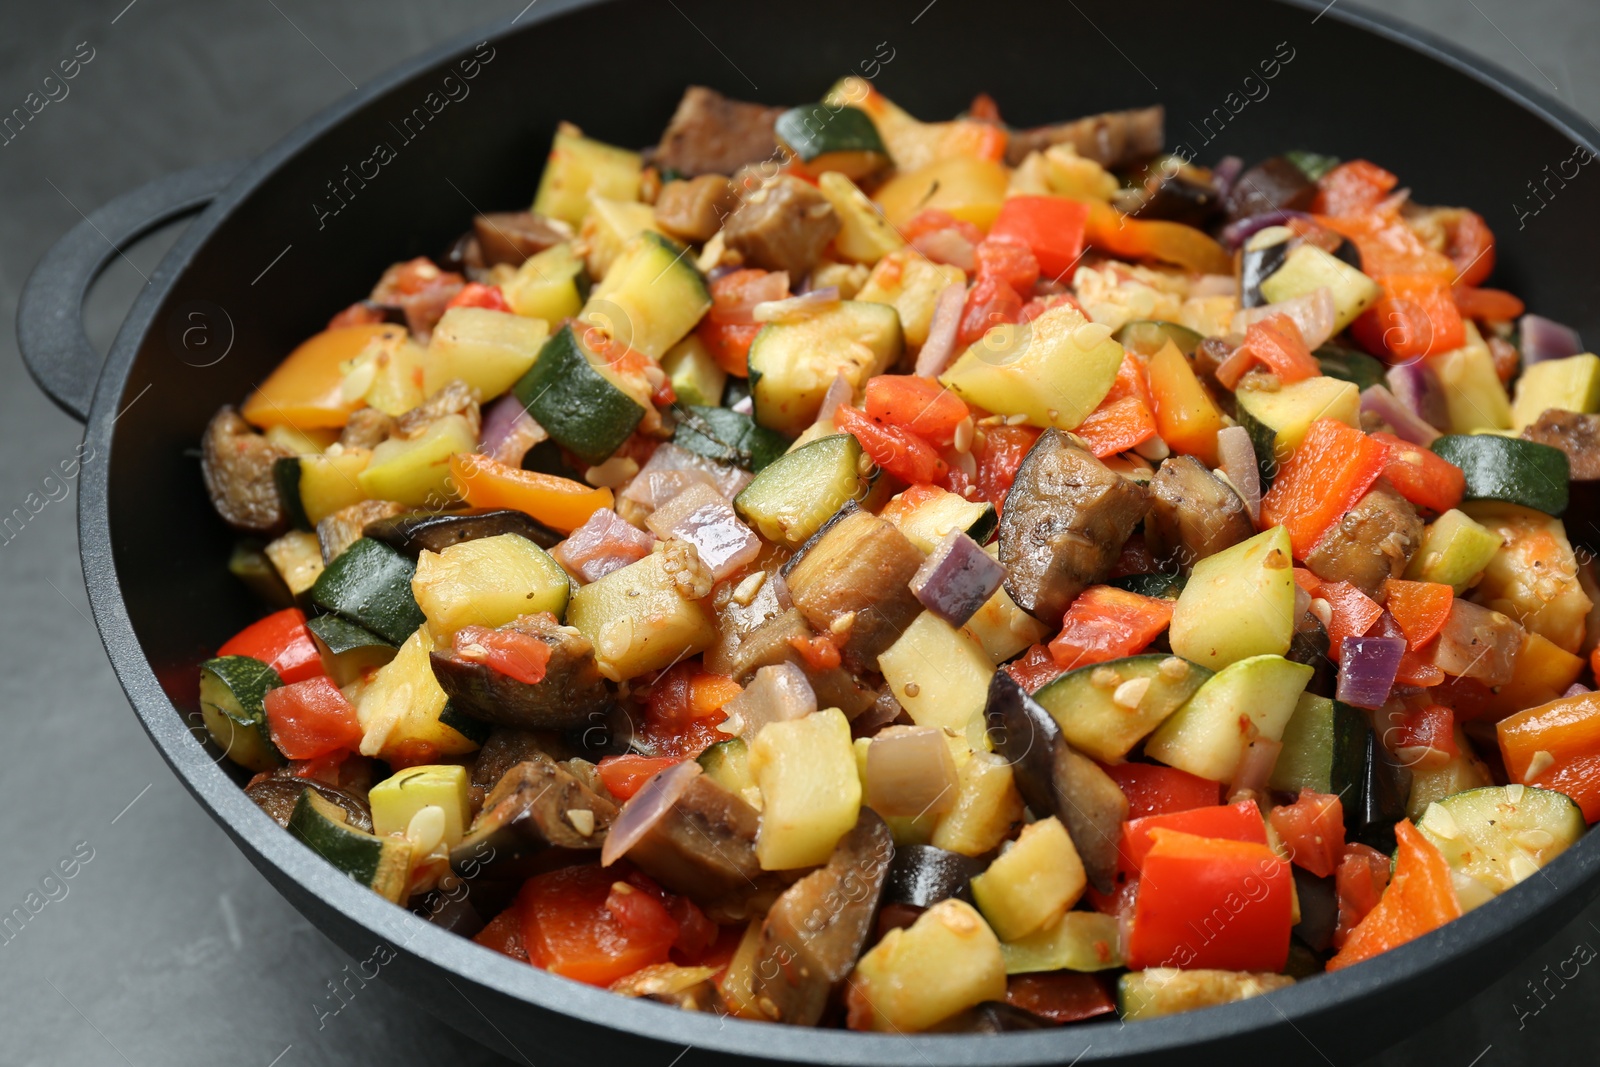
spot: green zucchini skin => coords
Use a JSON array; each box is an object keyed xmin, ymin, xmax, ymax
[
  {"xmin": 1109, "ymin": 572, "xmax": 1188, "ymax": 599},
  {"xmin": 1315, "ymin": 344, "xmax": 1387, "ymax": 391},
  {"xmin": 1114, "ymin": 320, "xmax": 1203, "ymax": 358},
  {"xmin": 287, "ymin": 788, "xmax": 412, "ymax": 902},
  {"xmin": 1431, "ymin": 434, "xmax": 1570, "ymax": 515},
  {"xmin": 1270, "ymin": 695, "xmax": 1365, "ymax": 796},
  {"xmin": 513, "ymin": 325, "xmax": 646, "ymax": 467},
  {"xmin": 199, "ymin": 655, "xmax": 285, "ymax": 772},
  {"xmin": 273, "ymin": 457, "xmax": 310, "ymax": 530},
  {"xmin": 672, "ymin": 404, "xmax": 791, "ymax": 472},
  {"xmin": 308, "ymin": 537, "xmax": 427, "ymax": 645},
  {"xmin": 775, "ymin": 104, "xmax": 887, "ymax": 161}
]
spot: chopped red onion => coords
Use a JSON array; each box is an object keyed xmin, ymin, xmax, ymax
[
  {"xmin": 645, "ymin": 482, "xmax": 761, "ymax": 580},
  {"xmin": 753, "ymin": 287, "xmax": 840, "ymax": 323},
  {"xmin": 601, "ymin": 759, "xmax": 700, "ymax": 866},
  {"xmin": 915, "ymin": 282, "xmax": 968, "ymax": 378},
  {"xmin": 1430, "ymin": 600, "xmax": 1522, "ymax": 687},
  {"xmin": 1385, "ymin": 361, "xmax": 1449, "ymax": 430},
  {"xmin": 1360, "ymin": 385, "xmax": 1440, "ymax": 445},
  {"xmin": 552, "ymin": 508, "xmax": 655, "ymax": 582},
  {"xmin": 731, "ymin": 395, "xmax": 755, "ymax": 415},
  {"xmin": 1228, "ymin": 737, "xmax": 1282, "ymax": 799},
  {"xmin": 1221, "ymin": 209, "xmax": 1313, "ymax": 249},
  {"xmin": 619, "ymin": 443, "xmax": 751, "ymax": 513},
  {"xmin": 1565, "ymin": 683, "xmax": 1593, "ymax": 698},
  {"xmin": 865, "ymin": 726, "xmax": 959, "ymax": 817},
  {"xmin": 479, "ymin": 393, "xmax": 547, "ymax": 466},
  {"xmin": 719, "ymin": 663, "xmax": 816, "ymax": 742},
  {"xmin": 1337, "ymin": 635, "xmax": 1407, "ymax": 709},
  {"xmin": 1520, "ymin": 314, "xmax": 1584, "ymax": 365},
  {"xmin": 1213, "ymin": 156, "xmax": 1244, "ymax": 200},
  {"xmin": 817, "ymin": 371, "xmax": 854, "ymax": 425},
  {"xmin": 910, "ymin": 530, "xmax": 1005, "ymax": 627},
  {"xmin": 912, "ymin": 228, "xmax": 976, "ymax": 272},
  {"xmin": 1216, "ymin": 425, "xmax": 1261, "ymax": 524},
  {"xmin": 1232, "ymin": 287, "xmax": 1336, "ymax": 350}
]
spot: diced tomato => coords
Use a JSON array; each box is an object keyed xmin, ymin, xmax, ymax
[
  {"xmin": 1241, "ymin": 314, "xmax": 1320, "ymax": 384},
  {"xmin": 1350, "ymin": 274, "xmax": 1465, "ymax": 361},
  {"xmin": 218, "ymin": 607, "xmax": 324, "ymax": 684},
  {"xmin": 864, "ymin": 375, "xmax": 970, "ymax": 448},
  {"xmin": 1442, "ymin": 209, "xmax": 1497, "ymax": 288},
  {"xmin": 1260, "ymin": 418, "xmax": 1388, "ymax": 557},
  {"xmin": 988, "ymin": 196, "xmax": 1090, "ymax": 280},
  {"xmin": 1489, "ymin": 334, "xmax": 1521, "ymax": 383},
  {"xmin": 1102, "ymin": 762, "xmax": 1221, "ymax": 821},
  {"xmin": 834, "ymin": 404, "xmax": 948, "ymax": 484},
  {"xmin": 1125, "ymin": 829, "xmax": 1294, "ymax": 972},
  {"xmin": 1119, "ymin": 798, "xmax": 1267, "ymax": 876},
  {"xmin": 1327, "ymin": 820, "xmax": 1461, "ymax": 970},
  {"xmin": 699, "ymin": 269, "xmax": 790, "ymax": 375},
  {"xmin": 633, "ymin": 663, "xmax": 738, "ymax": 760},
  {"xmin": 1333, "ymin": 842, "xmax": 1391, "ymax": 949},
  {"xmin": 697, "ymin": 319, "xmax": 763, "ymax": 377},
  {"xmin": 1371, "ymin": 432, "xmax": 1465, "ymax": 514},
  {"xmin": 474, "ymin": 907, "xmax": 529, "ymax": 962},
  {"xmin": 1390, "ymin": 702, "xmax": 1458, "ymax": 758},
  {"xmin": 1004, "ymin": 644, "xmax": 1067, "ymax": 693},
  {"xmin": 1073, "ymin": 395, "xmax": 1157, "ymax": 458},
  {"xmin": 262, "ymin": 676, "xmax": 362, "ymax": 761},
  {"xmin": 900, "ymin": 209, "xmax": 984, "ymax": 245},
  {"xmin": 956, "ymin": 274, "xmax": 1024, "ymax": 349},
  {"xmin": 445, "ymin": 281, "xmax": 512, "ymax": 312},
  {"xmin": 967, "ymin": 92, "xmax": 1002, "ymax": 124},
  {"xmin": 1313, "ymin": 160, "xmax": 1398, "ymax": 218},
  {"xmin": 452, "ymin": 624, "xmax": 551, "ymax": 685},
  {"xmin": 619, "ymin": 867, "xmax": 719, "ymax": 960},
  {"xmin": 1084, "ymin": 874, "xmax": 1140, "ymax": 918},
  {"xmin": 1453, "ymin": 285, "xmax": 1524, "ymax": 322},
  {"xmin": 788, "ymin": 633, "xmax": 842, "ymax": 671},
  {"xmin": 288, "ymin": 750, "xmax": 348, "ymax": 785},
  {"xmin": 972, "ymin": 423, "xmax": 1042, "ymax": 514},
  {"xmin": 1005, "ymin": 973, "xmax": 1117, "ymax": 1024},
  {"xmin": 1382, "ymin": 578, "xmax": 1455, "ymax": 650},
  {"xmin": 1313, "ymin": 579, "xmax": 1383, "ymax": 662},
  {"xmin": 597, "ymin": 755, "xmax": 682, "ymax": 802},
  {"xmin": 1498, "ymin": 691, "xmax": 1600, "ymax": 822},
  {"xmin": 973, "ymin": 236, "xmax": 1041, "ymax": 293},
  {"xmin": 1267, "ymin": 790, "xmax": 1345, "ymax": 878},
  {"xmin": 519, "ymin": 864, "xmax": 678, "ymax": 986},
  {"xmin": 1048, "ymin": 585, "xmax": 1173, "ymax": 670}
]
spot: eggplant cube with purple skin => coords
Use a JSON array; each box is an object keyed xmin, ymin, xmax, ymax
[{"xmin": 910, "ymin": 531, "xmax": 1005, "ymax": 628}]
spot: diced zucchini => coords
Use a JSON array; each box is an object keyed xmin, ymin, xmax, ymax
[
  {"xmin": 1258, "ymin": 243, "xmax": 1380, "ymax": 332},
  {"xmin": 1145, "ymin": 654, "xmax": 1314, "ymax": 781},
  {"xmin": 748, "ymin": 708, "xmax": 861, "ymax": 870},
  {"xmin": 1416, "ymin": 785, "xmax": 1584, "ymax": 911},
  {"xmin": 1110, "ymin": 572, "xmax": 1188, "ymax": 599},
  {"xmin": 513, "ymin": 325, "xmax": 646, "ymax": 467},
  {"xmin": 567, "ymin": 551, "xmax": 716, "ymax": 681},
  {"xmin": 368, "ymin": 764, "xmax": 471, "ymax": 846},
  {"xmin": 1169, "ymin": 526, "xmax": 1297, "ymax": 670},
  {"xmin": 749, "ymin": 301, "xmax": 903, "ymax": 436},
  {"xmin": 673, "ymin": 404, "xmax": 789, "ymax": 473},
  {"xmin": 228, "ymin": 540, "xmax": 294, "ymax": 607},
  {"xmin": 310, "ymin": 537, "xmax": 427, "ymax": 645},
  {"xmin": 1118, "ymin": 968, "xmax": 1294, "ymax": 1022},
  {"xmin": 1235, "ymin": 375, "xmax": 1360, "ymax": 489},
  {"xmin": 1034, "ymin": 654, "xmax": 1212, "ymax": 764},
  {"xmin": 698, "ymin": 736, "xmax": 754, "ymax": 797},
  {"xmin": 774, "ymin": 104, "xmax": 889, "ymax": 177},
  {"xmin": 1405, "ymin": 507, "xmax": 1504, "ymax": 591},
  {"xmin": 579, "ymin": 230, "xmax": 710, "ymax": 359},
  {"xmin": 881, "ymin": 484, "xmax": 997, "ymax": 553},
  {"xmin": 930, "ymin": 751, "xmax": 1025, "ymax": 856},
  {"xmin": 1000, "ymin": 910, "xmax": 1122, "ymax": 974},
  {"xmin": 939, "ymin": 303, "xmax": 1124, "ymax": 431},
  {"xmin": 411, "ymin": 532, "xmax": 569, "ymax": 639},
  {"xmin": 273, "ymin": 457, "xmax": 310, "ymax": 530},
  {"xmin": 356, "ymin": 413, "xmax": 476, "ymax": 508},
  {"xmin": 970, "ymin": 816, "xmax": 1085, "ymax": 942},
  {"xmin": 1270, "ymin": 694, "xmax": 1367, "ymax": 795},
  {"xmin": 1427, "ymin": 324, "xmax": 1513, "ymax": 433},
  {"xmin": 1115, "ymin": 320, "xmax": 1203, "ymax": 358},
  {"xmin": 265, "ymin": 530, "xmax": 324, "ymax": 597},
  {"xmin": 1465, "ymin": 503, "xmax": 1587, "ymax": 650},
  {"xmin": 296, "ymin": 447, "xmax": 371, "ymax": 526},
  {"xmin": 815, "ymin": 171, "xmax": 904, "ymax": 264},
  {"xmin": 503, "ymin": 242, "xmax": 588, "ymax": 323},
  {"xmin": 878, "ymin": 611, "xmax": 995, "ymax": 752},
  {"xmin": 1432, "ymin": 435, "xmax": 1570, "ymax": 516},
  {"xmin": 960, "ymin": 548, "xmax": 1050, "ymax": 665},
  {"xmin": 1406, "ymin": 737, "xmax": 1492, "ymax": 819},
  {"xmin": 425, "ymin": 307, "xmax": 548, "ymax": 399},
  {"xmin": 661, "ymin": 335, "xmax": 727, "ymax": 408},
  {"xmin": 1511, "ymin": 353, "xmax": 1600, "ymax": 430},
  {"xmin": 1316, "ymin": 343, "xmax": 1388, "ymax": 391},
  {"xmin": 855, "ymin": 249, "xmax": 963, "ymax": 346},
  {"xmin": 734, "ymin": 433, "xmax": 870, "ymax": 548},
  {"xmin": 531, "ymin": 122, "xmax": 642, "ymax": 227},
  {"xmin": 342, "ymin": 332, "xmax": 427, "ymax": 417},
  {"xmin": 578, "ymin": 197, "xmax": 660, "ymax": 281},
  {"xmin": 306, "ymin": 614, "xmax": 395, "ymax": 686},
  {"xmin": 287, "ymin": 788, "xmax": 413, "ymax": 903},
  {"xmin": 355, "ymin": 627, "xmax": 479, "ymax": 761},
  {"xmin": 198, "ymin": 655, "xmax": 283, "ymax": 772},
  {"xmin": 848, "ymin": 899, "xmax": 1006, "ymax": 1032}
]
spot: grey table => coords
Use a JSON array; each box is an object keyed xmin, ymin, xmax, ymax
[{"xmin": 1, "ymin": 1, "xmax": 1597, "ymax": 1064}]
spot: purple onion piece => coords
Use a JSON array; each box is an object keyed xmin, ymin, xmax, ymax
[
  {"xmin": 1385, "ymin": 361, "xmax": 1450, "ymax": 431},
  {"xmin": 551, "ymin": 508, "xmax": 654, "ymax": 582},
  {"xmin": 1360, "ymin": 385, "xmax": 1440, "ymax": 446},
  {"xmin": 721, "ymin": 663, "xmax": 816, "ymax": 742},
  {"xmin": 1337, "ymin": 635, "xmax": 1407, "ymax": 710},
  {"xmin": 865, "ymin": 726, "xmax": 959, "ymax": 817},
  {"xmin": 910, "ymin": 531, "xmax": 1005, "ymax": 628},
  {"xmin": 912, "ymin": 228, "xmax": 976, "ymax": 273},
  {"xmin": 1216, "ymin": 425, "xmax": 1261, "ymax": 524},
  {"xmin": 1221, "ymin": 209, "xmax": 1313, "ymax": 249},
  {"xmin": 1520, "ymin": 314, "xmax": 1584, "ymax": 365},
  {"xmin": 1233, "ymin": 288, "xmax": 1337, "ymax": 350},
  {"xmin": 916, "ymin": 282, "xmax": 968, "ymax": 378},
  {"xmin": 644, "ymin": 482, "xmax": 760, "ymax": 580},
  {"xmin": 707, "ymin": 263, "xmax": 740, "ymax": 284},
  {"xmin": 1213, "ymin": 156, "xmax": 1244, "ymax": 200},
  {"xmin": 619, "ymin": 442, "xmax": 750, "ymax": 511},
  {"xmin": 1565, "ymin": 683, "xmax": 1593, "ymax": 698},
  {"xmin": 1433, "ymin": 600, "xmax": 1523, "ymax": 687},
  {"xmin": 479, "ymin": 392, "xmax": 545, "ymax": 466},
  {"xmin": 601, "ymin": 759, "xmax": 701, "ymax": 866},
  {"xmin": 817, "ymin": 372, "xmax": 854, "ymax": 425}
]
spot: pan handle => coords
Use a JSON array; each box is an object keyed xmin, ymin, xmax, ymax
[{"xmin": 16, "ymin": 161, "xmax": 244, "ymax": 423}]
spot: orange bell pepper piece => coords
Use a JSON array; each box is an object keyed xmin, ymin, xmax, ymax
[
  {"xmin": 1382, "ymin": 578, "xmax": 1454, "ymax": 650},
  {"xmin": 1073, "ymin": 396, "xmax": 1157, "ymax": 458},
  {"xmin": 1147, "ymin": 340, "xmax": 1225, "ymax": 466},
  {"xmin": 1350, "ymin": 274, "xmax": 1465, "ymax": 361},
  {"xmin": 1326, "ymin": 820, "xmax": 1461, "ymax": 971},
  {"xmin": 1313, "ymin": 579, "xmax": 1383, "ymax": 661},
  {"xmin": 1498, "ymin": 691, "xmax": 1600, "ymax": 821},
  {"xmin": 1371, "ymin": 432, "xmax": 1465, "ymax": 515},
  {"xmin": 1241, "ymin": 314, "xmax": 1320, "ymax": 384},
  {"xmin": 1076, "ymin": 198, "xmax": 1232, "ymax": 275},
  {"xmin": 1312, "ymin": 160, "xmax": 1398, "ymax": 217},
  {"xmin": 1260, "ymin": 418, "xmax": 1387, "ymax": 558},
  {"xmin": 449, "ymin": 452, "xmax": 614, "ymax": 533},
  {"xmin": 241, "ymin": 323, "xmax": 404, "ymax": 430},
  {"xmin": 1048, "ymin": 584, "xmax": 1174, "ymax": 669},
  {"xmin": 1453, "ymin": 286, "xmax": 1524, "ymax": 323}
]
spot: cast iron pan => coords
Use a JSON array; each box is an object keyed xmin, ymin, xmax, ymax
[{"xmin": 17, "ymin": 0, "xmax": 1600, "ymax": 1062}]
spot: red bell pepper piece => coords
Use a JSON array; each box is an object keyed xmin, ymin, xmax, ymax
[
  {"xmin": 1267, "ymin": 789, "xmax": 1346, "ymax": 878},
  {"xmin": 1498, "ymin": 691, "xmax": 1600, "ymax": 822},
  {"xmin": 1312, "ymin": 579, "xmax": 1383, "ymax": 663},
  {"xmin": 1119, "ymin": 797, "xmax": 1267, "ymax": 876},
  {"xmin": 973, "ymin": 236, "xmax": 1040, "ymax": 293},
  {"xmin": 1073, "ymin": 396, "xmax": 1158, "ymax": 458},
  {"xmin": 262, "ymin": 676, "xmax": 363, "ymax": 760},
  {"xmin": 1102, "ymin": 761, "xmax": 1221, "ymax": 821},
  {"xmin": 1004, "ymin": 644, "xmax": 1067, "ymax": 693},
  {"xmin": 1111, "ymin": 533, "xmax": 1158, "ymax": 578},
  {"xmin": 834, "ymin": 404, "xmax": 948, "ymax": 484},
  {"xmin": 445, "ymin": 281, "xmax": 511, "ymax": 312},
  {"xmin": 1333, "ymin": 842, "xmax": 1391, "ymax": 949},
  {"xmin": 1453, "ymin": 286, "xmax": 1524, "ymax": 322},
  {"xmin": 1241, "ymin": 314, "xmax": 1320, "ymax": 384},
  {"xmin": 1350, "ymin": 274, "xmax": 1465, "ymax": 360},
  {"xmin": 971, "ymin": 423, "xmax": 1042, "ymax": 515},
  {"xmin": 1372, "ymin": 432, "xmax": 1465, "ymax": 515},
  {"xmin": 1327, "ymin": 820, "xmax": 1461, "ymax": 971},
  {"xmin": 1390, "ymin": 703, "xmax": 1458, "ymax": 757},
  {"xmin": 597, "ymin": 755, "xmax": 682, "ymax": 801},
  {"xmin": 1312, "ymin": 160, "xmax": 1398, "ymax": 217},
  {"xmin": 1443, "ymin": 209, "xmax": 1497, "ymax": 288},
  {"xmin": 518, "ymin": 864, "xmax": 678, "ymax": 986},
  {"xmin": 1260, "ymin": 418, "xmax": 1388, "ymax": 558},
  {"xmin": 218, "ymin": 607, "xmax": 324, "ymax": 684},
  {"xmin": 474, "ymin": 907, "xmax": 529, "ymax": 962},
  {"xmin": 864, "ymin": 375, "xmax": 970, "ymax": 448},
  {"xmin": 1048, "ymin": 585, "xmax": 1173, "ymax": 670},
  {"xmin": 956, "ymin": 273, "xmax": 1024, "ymax": 349},
  {"xmin": 1382, "ymin": 578, "xmax": 1455, "ymax": 650},
  {"xmin": 1005, "ymin": 973, "xmax": 1117, "ymax": 1024},
  {"xmin": 452, "ymin": 624, "xmax": 551, "ymax": 685},
  {"xmin": 987, "ymin": 196, "xmax": 1089, "ymax": 281},
  {"xmin": 1125, "ymin": 829, "xmax": 1294, "ymax": 972}
]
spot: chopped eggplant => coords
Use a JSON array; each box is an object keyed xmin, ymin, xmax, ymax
[
  {"xmin": 1222, "ymin": 157, "xmax": 1317, "ymax": 222},
  {"xmin": 884, "ymin": 844, "xmax": 983, "ymax": 908},
  {"xmin": 997, "ymin": 430, "xmax": 1148, "ymax": 623},
  {"xmin": 751, "ymin": 810, "xmax": 892, "ymax": 1025},
  {"xmin": 450, "ymin": 753, "xmax": 617, "ymax": 865},
  {"xmin": 201, "ymin": 406, "xmax": 293, "ymax": 534},
  {"xmin": 1287, "ymin": 614, "xmax": 1336, "ymax": 697},
  {"xmin": 469, "ymin": 727, "xmax": 566, "ymax": 809},
  {"xmin": 431, "ymin": 614, "xmax": 612, "ymax": 730},
  {"xmin": 653, "ymin": 86, "xmax": 784, "ymax": 177},
  {"xmin": 910, "ymin": 531, "xmax": 1006, "ymax": 628},
  {"xmin": 1292, "ymin": 868, "xmax": 1338, "ymax": 953},
  {"xmin": 1304, "ymin": 482, "xmax": 1422, "ymax": 597},
  {"xmin": 722, "ymin": 174, "xmax": 840, "ymax": 278},
  {"xmin": 1004, "ymin": 105, "xmax": 1164, "ymax": 168},
  {"xmin": 1146, "ymin": 455, "xmax": 1255, "ymax": 572},
  {"xmin": 1238, "ymin": 226, "xmax": 1291, "ymax": 309},
  {"xmin": 245, "ymin": 773, "xmax": 372, "ymax": 832},
  {"xmin": 984, "ymin": 672, "xmax": 1128, "ymax": 891},
  {"xmin": 1124, "ymin": 158, "xmax": 1221, "ymax": 228},
  {"xmin": 783, "ymin": 503, "xmax": 925, "ymax": 667},
  {"xmin": 711, "ymin": 607, "xmax": 878, "ymax": 717},
  {"xmin": 1349, "ymin": 729, "xmax": 1412, "ymax": 851},
  {"xmin": 929, "ymin": 1003, "xmax": 1053, "ymax": 1033},
  {"xmin": 364, "ymin": 507, "xmax": 563, "ymax": 556},
  {"xmin": 317, "ymin": 499, "xmax": 405, "ymax": 563},
  {"xmin": 474, "ymin": 211, "xmax": 569, "ymax": 267},
  {"xmin": 654, "ymin": 175, "xmax": 738, "ymax": 244}
]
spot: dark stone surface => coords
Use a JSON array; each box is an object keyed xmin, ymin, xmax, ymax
[{"xmin": 0, "ymin": 1, "xmax": 1596, "ymax": 1064}]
